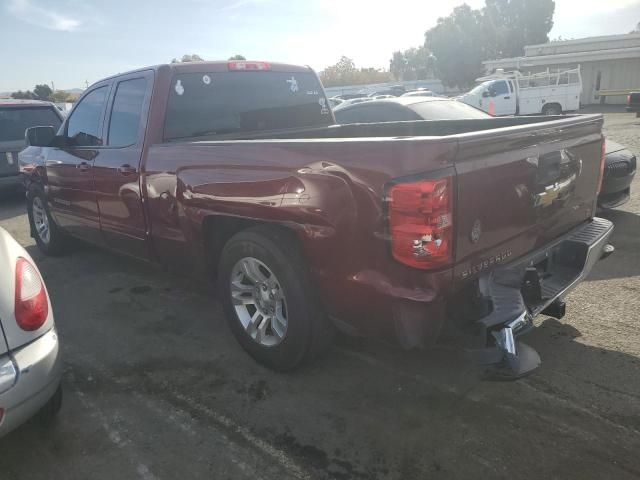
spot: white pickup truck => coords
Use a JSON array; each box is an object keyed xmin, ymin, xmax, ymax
[{"xmin": 458, "ymin": 67, "xmax": 582, "ymax": 116}]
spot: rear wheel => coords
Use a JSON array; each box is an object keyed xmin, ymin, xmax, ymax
[
  {"xmin": 27, "ymin": 187, "xmax": 69, "ymax": 255},
  {"xmin": 218, "ymin": 225, "xmax": 334, "ymax": 371},
  {"xmin": 542, "ymin": 103, "xmax": 562, "ymax": 115}
]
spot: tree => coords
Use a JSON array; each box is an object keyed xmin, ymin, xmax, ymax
[
  {"xmin": 482, "ymin": 0, "xmax": 555, "ymax": 58},
  {"xmin": 50, "ymin": 90, "xmax": 72, "ymax": 102},
  {"xmin": 171, "ymin": 54, "xmax": 204, "ymax": 63},
  {"xmin": 228, "ymin": 54, "xmax": 246, "ymax": 60},
  {"xmin": 10, "ymin": 90, "xmax": 35, "ymax": 99},
  {"xmin": 390, "ymin": 46, "xmax": 436, "ymax": 81},
  {"xmin": 33, "ymin": 84, "xmax": 53, "ymax": 101},
  {"xmin": 425, "ymin": 4, "xmax": 486, "ymax": 88},
  {"xmin": 424, "ymin": 0, "xmax": 555, "ymax": 88},
  {"xmin": 319, "ymin": 56, "xmax": 391, "ymax": 87}
]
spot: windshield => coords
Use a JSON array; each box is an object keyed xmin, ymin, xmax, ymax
[
  {"xmin": 164, "ymin": 71, "xmax": 332, "ymax": 140},
  {"xmin": 0, "ymin": 107, "xmax": 62, "ymax": 142},
  {"xmin": 468, "ymin": 81, "xmax": 491, "ymax": 95},
  {"xmin": 410, "ymin": 100, "xmax": 491, "ymax": 120}
]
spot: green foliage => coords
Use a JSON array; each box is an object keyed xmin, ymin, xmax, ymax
[
  {"xmin": 425, "ymin": 5, "xmax": 487, "ymax": 88},
  {"xmin": 320, "ymin": 56, "xmax": 392, "ymax": 87},
  {"xmin": 228, "ymin": 54, "xmax": 246, "ymax": 60},
  {"xmin": 390, "ymin": 46, "xmax": 436, "ymax": 81},
  {"xmin": 171, "ymin": 54, "xmax": 204, "ymax": 63},
  {"xmin": 424, "ymin": 0, "xmax": 555, "ymax": 88},
  {"xmin": 50, "ymin": 90, "xmax": 72, "ymax": 102},
  {"xmin": 33, "ymin": 84, "xmax": 53, "ymax": 101},
  {"xmin": 10, "ymin": 90, "xmax": 35, "ymax": 99}
]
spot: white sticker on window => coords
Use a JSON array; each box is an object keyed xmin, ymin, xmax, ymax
[
  {"xmin": 202, "ymin": 74, "xmax": 211, "ymax": 85},
  {"xmin": 286, "ymin": 76, "xmax": 299, "ymax": 93},
  {"xmin": 319, "ymin": 97, "xmax": 329, "ymax": 115},
  {"xmin": 175, "ymin": 79, "xmax": 184, "ymax": 96}
]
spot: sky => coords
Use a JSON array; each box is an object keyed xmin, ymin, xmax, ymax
[{"xmin": 0, "ymin": 0, "xmax": 639, "ymax": 92}]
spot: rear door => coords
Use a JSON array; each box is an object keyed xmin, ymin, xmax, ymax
[
  {"xmin": 93, "ymin": 71, "xmax": 153, "ymax": 259},
  {"xmin": 46, "ymin": 84, "xmax": 110, "ymax": 245}
]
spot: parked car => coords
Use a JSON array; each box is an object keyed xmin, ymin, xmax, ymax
[
  {"xmin": 0, "ymin": 100, "xmax": 64, "ymax": 193},
  {"xmin": 627, "ymin": 92, "xmax": 640, "ymax": 117},
  {"xmin": 21, "ymin": 60, "xmax": 613, "ymax": 378},
  {"xmin": 328, "ymin": 97, "xmax": 344, "ymax": 108},
  {"xmin": 332, "ymin": 96, "xmax": 375, "ymax": 110},
  {"xmin": 598, "ymin": 140, "xmax": 637, "ymax": 209},
  {"xmin": 0, "ymin": 227, "xmax": 62, "ymax": 437},
  {"xmin": 368, "ymin": 85, "xmax": 406, "ymax": 97},
  {"xmin": 402, "ymin": 88, "xmax": 436, "ymax": 97},
  {"xmin": 334, "ymin": 97, "xmax": 491, "ymax": 123},
  {"xmin": 334, "ymin": 93, "xmax": 368, "ymax": 100}
]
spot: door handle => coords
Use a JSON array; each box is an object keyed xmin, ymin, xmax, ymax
[
  {"xmin": 76, "ymin": 161, "xmax": 91, "ymax": 172},
  {"xmin": 504, "ymin": 96, "xmax": 511, "ymax": 99},
  {"xmin": 117, "ymin": 164, "xmax": 137, "ymax": 176}
]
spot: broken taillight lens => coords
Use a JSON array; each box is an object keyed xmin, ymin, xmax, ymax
[{"xmin": 387, "ymin": 175, "xmax": 454, "ymax": 269}]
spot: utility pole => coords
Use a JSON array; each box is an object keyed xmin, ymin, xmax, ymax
[
  {"xmin": 51, "ymin": 81, "xmax": 55, "ymax": 91},
  {"xmin": 85, "ymin": 80, "xmax": 89, "ymax": 89}
]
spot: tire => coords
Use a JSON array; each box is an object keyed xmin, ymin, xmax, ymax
[
  {"xmin": 542, "ymin": 103, "xmax": 562, "ymax": 116},
  {"xmin": 36, "ymin": 385, "xmax": 62, "ymax": 425},
  {"xmin": 27, "ymin": 186, "xmax": 69, "ymax": 256},
  {"xmin": 218, "ymin": 225, "xmax": 334, "ymax": 371}
]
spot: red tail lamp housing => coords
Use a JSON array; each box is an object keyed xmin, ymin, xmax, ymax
[
  {"xmin": 387, "ymin": 174, "xmax": 455, "ymax": 269},
  {"xmin": 597, "ymin": 138, "xmax": 606, "ymax": 195},
  {"xmin": 14, "ymin": 257, "xmax": 48, "ymax": 331}
]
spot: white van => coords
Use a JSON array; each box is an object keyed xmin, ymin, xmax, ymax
[{"xmin": 458, "ymin": 67, "xmax": 582, "ymax": 116}]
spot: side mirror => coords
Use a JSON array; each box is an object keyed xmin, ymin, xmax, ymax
[
  {"xmin": 482, "ymin": 91, "xmax": 491, "ymax": 98},
  {"xmin": 25, "ymin": 126, "xmax": 56, "ymax": 147}
]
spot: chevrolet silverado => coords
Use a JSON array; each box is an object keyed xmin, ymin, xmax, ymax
[{"xmin": 20, "ymin": 61, "xmax": 613, "ymax": 378}]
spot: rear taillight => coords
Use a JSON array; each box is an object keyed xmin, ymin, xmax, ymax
[
  {"xmin": 14, "ymin": 257, "xmax": 48, "ymax": 331},
  {"xmin": 227, "ymin": 61, "xmax": 271, "ymax": 71},
  {"xmin": 628, "ymin": 95, "xmax": 632, "ymax": 106},
  {"xmin": 387, "ymin": 175, "xmax": 454, "ymax": 269},
  {"xmin": 597, "ymin": 139, "xmax": 606, "ymax": 195}
]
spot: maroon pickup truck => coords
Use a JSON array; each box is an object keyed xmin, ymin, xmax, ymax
[{"xmin": 21, "ymin": 61, "xmax": 613, "ymax": 378}]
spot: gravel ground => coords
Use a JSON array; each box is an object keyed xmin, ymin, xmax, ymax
[{"xmin": 0, "ymin": 111, "xmax": 638, "ymax": 479}]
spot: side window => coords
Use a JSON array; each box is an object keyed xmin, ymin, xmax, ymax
[
  {"xmin": 67, "ymin": 86, "xmax": 108, "ymax": 147},
  {"xmin": 108, "ymin": 78, "xmax": 148, "ymax": 147},
  {"xmin": 489, "ymin": 81, "xmax": 509, "ymax": 96}
]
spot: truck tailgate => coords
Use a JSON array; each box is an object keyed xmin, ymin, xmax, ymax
[{"xmin": 452, "ymin": 115, "xmax": 603, "ymax": 280}]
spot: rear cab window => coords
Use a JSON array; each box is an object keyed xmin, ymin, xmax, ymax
[
  {"xmin": 164, "ymin": 68, "xmax": 332, "ymax": 141},
  {"xmin": 0, "ymin": 106, "xmax": 62, "ymax": 142}
]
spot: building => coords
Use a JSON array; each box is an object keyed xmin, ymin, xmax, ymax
[{"xmin": 483, "ymin": 33, "xmax": 640, "ymax": 105}]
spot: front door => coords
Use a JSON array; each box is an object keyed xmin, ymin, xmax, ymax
[
  {"xmin": 488, "ymin": 80, "xmax": 517, "ymax": 116},
  {"xmin": 93, "ymin": 72, "xmax": 153, "ymax": 259},
  {"xmin": 46, "ymin": 84, "xmax": 110, "ymax": 245}
]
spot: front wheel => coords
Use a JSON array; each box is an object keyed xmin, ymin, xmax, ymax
[
  {"xmin": 218, "ymin": 226, "xmax": 333, "ymax": 371},
  {"xmin": 27, "ymin": 187, "xmax": 69, "ymax": 256}
]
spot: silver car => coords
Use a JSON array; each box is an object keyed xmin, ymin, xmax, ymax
[{"xmin": 0, "ymin": 227, "xmax": 62, "ymax": 437}]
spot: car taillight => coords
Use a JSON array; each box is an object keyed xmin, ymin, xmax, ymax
[
  {"xmin": 387, "ymin": 175, "xmax": 454, "ymax": 269},
  {"xmin": 628, "ymin": 95, "xmax": 632, "ymax": 106},
  {"xmin": 597, "ymin": 139, "xmax": 606, "ymax": 195},
  {"xmin": 227, "ymin": 61, "xmax": 271, "ymax": 71},
  {"xmin": 14, "ymin": 257, "xmax": 48, "ymax": 331}
]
